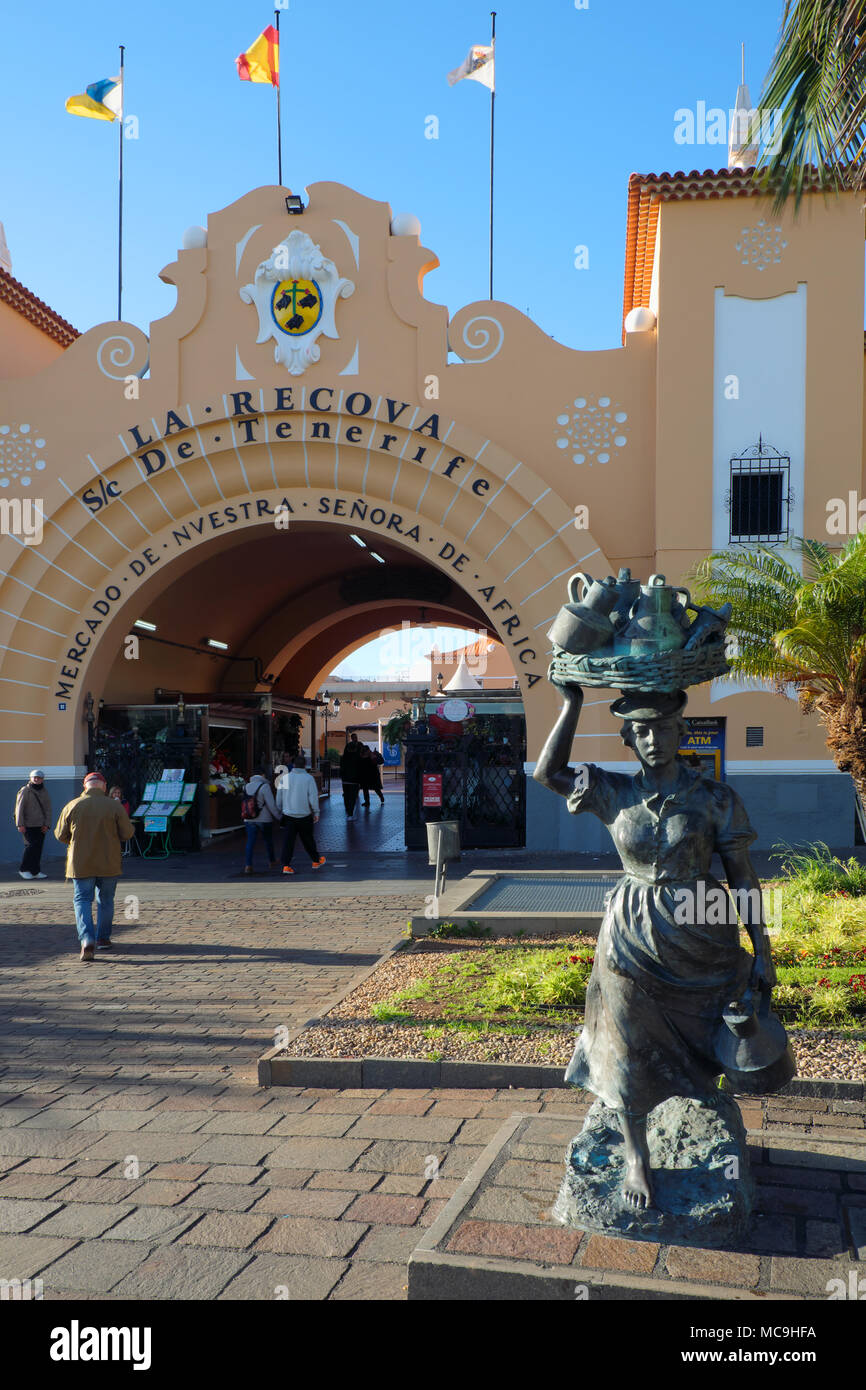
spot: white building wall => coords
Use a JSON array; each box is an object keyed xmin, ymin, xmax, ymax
[{"xmin": 712, "ymin": 284, "xmax": 806, "ymax": 560}]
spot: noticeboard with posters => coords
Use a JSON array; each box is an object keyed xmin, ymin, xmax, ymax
[{"xmin": 679, "ymin": 717, "xmax": 726, "ymax": 781}]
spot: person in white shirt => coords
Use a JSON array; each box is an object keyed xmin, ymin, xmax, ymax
[{"xmin": 277, "ymin": 755, "xmax": 325, "ymax": 875}]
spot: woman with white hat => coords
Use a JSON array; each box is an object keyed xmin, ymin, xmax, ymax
[{"xmin": 14, "ymin": 769, "xmax": 52, "ymax": 879}]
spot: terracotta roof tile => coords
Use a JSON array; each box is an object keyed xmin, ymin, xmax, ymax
[{"xmin": 0, "ymin": 265, "xmax": 79, "ymax": 347}]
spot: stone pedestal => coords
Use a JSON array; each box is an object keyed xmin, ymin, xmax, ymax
[{"xmin": 552, "ymin": 1092, "xmax": 754, "ymax": 1248}]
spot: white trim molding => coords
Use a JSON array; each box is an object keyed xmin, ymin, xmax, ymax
[
  {"xmin": 0, "ymin": 765, "xmax": 86, "ymax": 780},
  {"xmin": 725, "ymin": 760, "xmax": 840, "ymax": 775}
]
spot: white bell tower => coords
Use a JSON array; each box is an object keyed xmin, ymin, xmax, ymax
[{"xmin": 728, "ymin": 44, "xmax": 760, "ymax": 170}]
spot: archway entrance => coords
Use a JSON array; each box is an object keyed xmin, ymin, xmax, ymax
[{"xmin": 90, "ymin": 513, "xmax": 514, "ymax": 854}]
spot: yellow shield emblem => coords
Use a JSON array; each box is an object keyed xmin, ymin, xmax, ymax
[{"xmin": 271, "ymin": 278, "xmax": 322, "ymax": 337}]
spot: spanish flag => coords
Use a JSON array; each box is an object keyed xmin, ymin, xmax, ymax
[
  {"xmin": 66, "ymin": 75, "xmax": 123, "ymax": 121},
  {"xmin": 236, "ymin": 25, "xmax": 279, "ymax": 86}
]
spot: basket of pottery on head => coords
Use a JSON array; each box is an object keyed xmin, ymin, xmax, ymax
[{"xmin": 547, "ymin": 570, "xmax": 732, "ymax": 693}]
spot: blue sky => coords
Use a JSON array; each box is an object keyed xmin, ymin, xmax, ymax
[
  {"xmin": 1, "ymin": 0, "xmax": 788, "ymax": 679},
  {"xmin": 334, "ymin": 624, "xmax": 483, "ymax": 682},
  {"xmin": 3, "ymin": 0, "xmax": 785, "ymax": 350}
]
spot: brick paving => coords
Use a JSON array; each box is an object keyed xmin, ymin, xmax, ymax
[
  {"xmin": 421, "ymin": 1106, "xmax": 866, "ymax": 1299},
  {"xmin": 0, "ymin": 888, "xmax": 864, "ymax": 1300}
]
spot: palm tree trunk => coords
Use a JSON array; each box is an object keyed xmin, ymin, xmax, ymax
[{"xmin": 815, "ymin": 696, "xmax": 866, "ymax": 812}]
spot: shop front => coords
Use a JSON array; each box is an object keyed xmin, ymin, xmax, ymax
[{"xmin": 95, "ymin": 692, "xmax": 320, "ymax": 843}]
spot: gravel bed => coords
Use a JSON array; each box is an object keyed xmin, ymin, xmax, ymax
[{"xmin": 284, "ymin": 937, "xmax": 866, "ymax": 1080}]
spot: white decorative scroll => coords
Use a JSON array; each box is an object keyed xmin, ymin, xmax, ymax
[
  {"xmin": 454, "ymin": 314, "xmax": 505, "ymax": 363},
  {"xmin": 96, "ymin": 335, "xmax": 143, "ymax": 380}
]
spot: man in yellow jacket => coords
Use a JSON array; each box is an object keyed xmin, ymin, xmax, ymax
[{"xmin": 54, "ymin": 772, "xmax": 135, "ymax": 962}]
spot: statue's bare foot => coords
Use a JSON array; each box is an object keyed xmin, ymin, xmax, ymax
[{"xmin": 622, "ymin": 1157, "xmax": 654, "ymax": 1210}]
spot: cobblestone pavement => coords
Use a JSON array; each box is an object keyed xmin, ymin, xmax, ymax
[
  {"xmin": 0, "ymin": 892, "xmax": 420, "ymax": 1299},
  {"xmin": 0, "ymin": 892, "xmax": 863, "ymax": 1301}
]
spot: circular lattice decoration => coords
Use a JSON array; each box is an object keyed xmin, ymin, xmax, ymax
[
  {"xmin": 554, "ymin": 396, "xmax": 628, "ymax": 466},
  {"xmin": 0, "ymin": 423, "xmax": 47, "ymax": 489},
  {"xmin": 735, "ymin": 220, "xmax": 787, "ymax": 271}
]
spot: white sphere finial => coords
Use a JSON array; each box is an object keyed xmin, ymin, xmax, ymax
[
  {"xmin": 390, "ymin": 213, "xmax": 421, "ymax": 238},
  {"xmin": 625, "ymin": 306, "xmax": 656, "ymax": 334},
  {"xmin": 182, "ymin": 226, "xmax": 208, "ymax": 250}
]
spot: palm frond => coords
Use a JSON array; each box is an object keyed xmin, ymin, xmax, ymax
[
  {"xmin": 689, "ymin": 537, "xmax": 866, "ymax": 701},
  {"xmin": 755, "ymin": 0, "xmax": 866, "ymax": 211}
]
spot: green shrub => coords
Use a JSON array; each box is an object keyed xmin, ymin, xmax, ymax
[
  {"xmin": 427, "ymin": 919, "xmax": 491, "ymax": 939},
  {"xmin": 771, "ymin": 841, "xmax": 866, "ymax": 896}
]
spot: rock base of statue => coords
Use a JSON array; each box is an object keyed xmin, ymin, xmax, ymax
[{"xmin": 552, "ymin": 1092, "xmax": 754, "ymax": 1247}]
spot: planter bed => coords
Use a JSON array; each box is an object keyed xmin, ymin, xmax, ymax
[{"xmin": 264, "ymin": 935, "xmax": 866, "ymax": 1086}]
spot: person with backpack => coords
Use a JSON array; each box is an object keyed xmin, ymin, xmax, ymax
[
  {"xmin": 242, "ymin": 768, "xmax": 280, "ymax": 874},
  {"xmin": 15, "ymin": 769, "xmax": 52, "ymax": 879},
  {"xmin": 277, "ymin": 754, "xmax": 325, "ymax": 874}
]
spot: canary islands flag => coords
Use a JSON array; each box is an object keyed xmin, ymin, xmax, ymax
[
  {"xmin": 66, "ymin": 75, "xmax": 123, "ymax": 121},
  {"xmin": 236, "ymin": 25, "xmax": 279, "ymax": 86}
]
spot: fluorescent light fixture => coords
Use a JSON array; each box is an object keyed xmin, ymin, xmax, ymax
[
  {"xmin": 370, "ymin": 552, "xmax": 385, "ymax": 563},
  {"xmin": 205, "ymin": 638, "xmax": 229, "ymax": 651},
  {"xmin": 349, "ymin": 533, "xmax": 367, "ymax": 547},
  {"xmin": 133, "ymin": 619, "xmax": 157, "ymax": 632}
]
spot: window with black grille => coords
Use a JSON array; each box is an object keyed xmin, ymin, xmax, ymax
[
  {"xmin": 728, "ymin": 437, "xmax": 790, "ymax": 543},
  {"xmin": 746, "ymin": 726, "xmax": 764, "ymax": 747}
]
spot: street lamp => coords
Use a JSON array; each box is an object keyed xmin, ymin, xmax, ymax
[
  {"xmin": 321, "ymin": 691, "xmax": 341, "ymax": 759},
  {"xmin": 85, "ymin": 691, "xmax": 95, "ymax": 771}
]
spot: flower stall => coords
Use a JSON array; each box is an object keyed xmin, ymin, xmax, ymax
[{"xmin": 207, "ymin": 742, "xmax": 247, "ymax": 830}]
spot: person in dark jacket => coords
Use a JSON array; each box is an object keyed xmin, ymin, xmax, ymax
[
  {"xmin": 358, "ymin": 745, "xmax": 385, "ymax": 807},
  {"xmin": 340, "ymin": 734, "xmax": 363, "ymax": 818},
  {"xmin": 15, "ymin": 769, "xmax": 52, "ymax": 879}
]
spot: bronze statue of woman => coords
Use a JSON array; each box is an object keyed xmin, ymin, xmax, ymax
[{"xmin": 534, "ymin": 679, "xmax": 779, "ymax": 1212}]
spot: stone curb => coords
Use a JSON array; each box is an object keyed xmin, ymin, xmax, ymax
[
  {"xmin": 406, "ymin": 1249, "xmax": 804, "ymax": 1302},
  {"xmin": 257, "ymin": 934, "xmax": 410, "ymax": 1087},
  {"xmin": 262, "ymin": 1047, "xmax": 866, "ymax": 1098}
]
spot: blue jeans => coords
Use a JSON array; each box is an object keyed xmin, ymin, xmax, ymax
[
  {"xmin": 245, "ymin": 822, "xmax": 275, "ymax": 868},
  {"xmin": 73, "ymin": 876, "xmax": 118, "ymax": 946}
]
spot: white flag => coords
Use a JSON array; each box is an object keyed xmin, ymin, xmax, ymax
[{"xmin": 447, "ymin": 44, "xmax": 494, "ymax": 91}]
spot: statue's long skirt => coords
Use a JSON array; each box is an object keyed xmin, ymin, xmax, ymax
[{"xmin": 565, "ymin": 875, "xmax": 753, "ymax": 1115}]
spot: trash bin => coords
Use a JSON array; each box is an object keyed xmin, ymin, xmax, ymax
[{"xmin": 426, "ymin": 820, "xmax": 461, "ymax": 866}]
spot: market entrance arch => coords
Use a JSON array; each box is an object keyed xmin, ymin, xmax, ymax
[{"xmin": 28, "ymin": 415, "xmax": 604, "ymax": 760}]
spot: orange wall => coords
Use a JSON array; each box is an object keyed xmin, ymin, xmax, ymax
[{"xmin": 0, "ymin": 300, "xmax": 68, "ymax": 377}]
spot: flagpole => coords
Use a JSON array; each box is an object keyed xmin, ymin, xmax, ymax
[
  {"xmin": 275, "ymin": 10, "xmax": 282, "ymax": 185},
  {"xmin": 489, "ymin": 12, "xmax": 496, "ymax": 300},
  {"xmin": 117, "ymin": 44, "xmax": 125, "ymax": 320}
]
